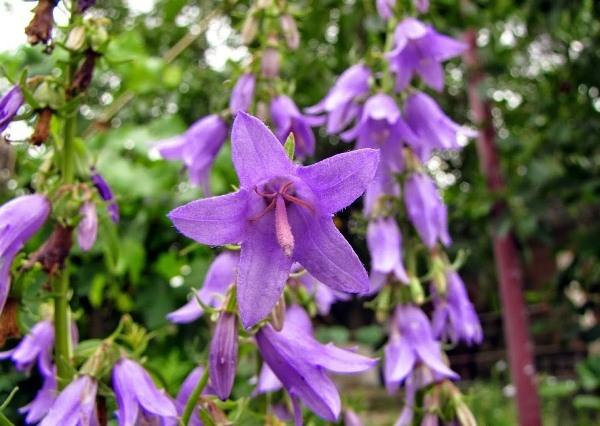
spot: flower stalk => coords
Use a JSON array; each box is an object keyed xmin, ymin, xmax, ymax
[{"xmin": 180, "ymin": 367, "xmax": 209, "ymax": 426}]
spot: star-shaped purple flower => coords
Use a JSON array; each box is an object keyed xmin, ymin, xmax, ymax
[
  {"xmin": 155, "ymin": 114, "xmax": 228, "ymax": 193},
  {"xmin": 384, "ymin": 305, "xmax": 458, "ymax": 393},
  {"xmin": 270, "ymin": 95, "xmax": 324, "ymax": 158},
  {"xmin": 167, "ymin": 250, "xmax": 238, "ymax": 324},
  {"xmin": 255, "ymin": 305, "xmax": 376, "ymax": 423},
  {"xmin": 386, "ymin": 18, "xmax": 467, "ymax": 92},
  {"xmin": 168, "ymin": 112, "xmax": 379, "ymax": 328},
  {"xmin": 0, "ymin": 194, "xmax": 50, "ymax": 315},
  {"xmin": 432, "ymin": 270, "xmax": 483, "ymax": 346},
  {"xmin": 0, "ymin": 85, "xmax": 24, "ymax": 133},
  {"xmin": 404, "ymin": 91, "xmax": 477, "ymax": 161},
  {"xmin": 306, "ymin": 64, "xmax": 371, "ymax": 134}
]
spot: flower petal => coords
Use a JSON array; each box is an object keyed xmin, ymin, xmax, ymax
[
  {"xmin": 298, "ymin": 149, "xmax": 379, "ymax": 214},
  {"xmin": 231, "ymin": 112, "xmax": 293, "ymax": 188},
  {"xmin": 168, "ymin": 189, "xmax": 249, "ymax": 246},
  {"xmin": 384, "ymin": 335, "xmax": 416, "ymax": 391},
  {"xmin": 237, "ymin": 217, "xmax": 293, "ymax": 328},
  {"xmin": 290, "ymin": 209, "xmax": 369, "ymax": 294}
]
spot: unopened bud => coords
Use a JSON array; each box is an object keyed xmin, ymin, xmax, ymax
[
  {"xmin": 280, "ymin": 14, "xmax": 300, "ymax": 50},
  {"xmin": 261, "ymin": 47, "xmax": 280, "ymax": 78},
  {"xmin": 241, "ymin": 14, "xmax": 259, "ymax": 45},
  {"xmin": 66, "ymin": 26, "xmax": 87, "ymax": 51},
  {"xmin": 409, "ymin": 276, "xmax": 425, "ymax": 305},
  {"xmin": 209, "ymin": 312, "xmax": 238, "ymax": 400}
]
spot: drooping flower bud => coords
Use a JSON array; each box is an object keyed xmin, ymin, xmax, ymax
[
  {"xmin": 280, "ymin": 14, "xmax": 300, "ymax": 50},
  {"xmin": 0, "ymin": 85, "xmax": 24, "ymax": 133},
  {"xmin": 209, "ymin": 312, "xmax": 238, "ymax": 400},
  {"xmin": 77, "ymin": 201, "xmax": 98, "ymax": 251},
  {"xmin": 261, "ymin": 47, "xmax": 280, "ymax": 78}
]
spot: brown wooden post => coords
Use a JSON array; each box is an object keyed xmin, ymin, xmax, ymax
[{"xmin": 463, "ymin": 29, "xmax": 542, "ymax": 426}]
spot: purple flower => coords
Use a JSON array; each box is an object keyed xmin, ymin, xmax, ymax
[
  {"xmin": 39, "ymin": 375, "xmax": 98, "ymax": 426},
  {"xmin": 306, "ymin": 64, "xmax": 371, "ymax": 134},
  {"xmin": 155, "ymin": 114, "xmax": 229, "ymax": 193},
  {"xmin": 256, "ymin": 305, "xmax": 376, "ymax": 423},
  {"xmin": 20, "ymin": 371, "xmax": 57, "ymax": 424},
  {"xmin": 432, "ymin": 271, "xmax": 483, "ymax": 345},
  {"xmin": 0, "ymin": 194, "xmax": 50, "ymax": 315},
  {"xmin": 384, "ymin": 305, "xmax": 457, "ymax": 392},
  {"xmin": 77, "ymin": 201, "xmax": 98, "ymax": 251},
  {"xmin": 270, "ymin": 95, "xmax": 324, "ymax": 158},
  {"xmin": 367, "ymin": 218, "xmax": 409, "ymax": 290},
  {"xmin": 167, "ymin": 251, "xmax": 239, "ymax": 324},
  {"xmin": 209, "ymin": 312, "xmax": 238, "ymax": 400},
  {"xmin": 376, "ymin": 0, "xmax": 395, "ymax": 19},
  {"xmin": 91, "ymin": 169, "xmax": 119, "ymax": 224},
  {"xmin": 168, "ymin": 112, "xmax": 378, "ymax": 328},
  {"xmin": 345, "ymin": 409, "xmax": 364, "ymax": 426},
  {"xmin": 363, "ymin": 165, "xmax": 401, "ymax": 216},
  {"xmin": 261, "ymin": 47, "xmax": 280, "ymax": 78},
  {"xmin": 230, "ymin": 73, "xmax": 256, "ymax": 115},
  {"xmin": 404, "ymin": 173, "xmax": 451, "ymax": 249},
  {"xmin": 0, "ymin": 320, "xmax": 54, "ymax": 377},
  {"xmin": 386, "ymin": 18, "xmax": 467, "ymax": 92},
  {"xmin": 112, "ymin": 358, "xmax": 178, "ymax": 426},
  {"xmin": 295, "ymin": 269, "xmax": 350, "ymax": 315},
  {"xmin": 341, "ymin": 94, "xmax": 417, "ymax": 178},
  {"xmin": 404, "ymin": 91, "xmax": 477, "ymax": 161},
  {"xmin": 0, "ymin": 85, "xmax": 24, "ymax": 132}
]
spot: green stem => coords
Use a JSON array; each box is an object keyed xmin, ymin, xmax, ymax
[
  {"xmin": 180, "ymin": 368, "xmax": 210, "ymax": 426},
  {"xmin": 61, "ymin": 110, "xmax": 76, "ymax": 184},
  {"xmin": 0, "ymin": 412, "xmax": 15, "ymax": 426},
  {"xmin": 53, "ymin": 269, "xmax": 73, "ymax": 388}
]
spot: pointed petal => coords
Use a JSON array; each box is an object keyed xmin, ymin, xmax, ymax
[
  {"xmin": 290, "ymin": 209, "xmax": 369, "ymax": 294},
  {"xmin": 384, "ymin": 336, "xmax": 416, "ymax": 390},
  {"xmin": 113, "ymin": 363, "xmax": 140, "ymax": 426},
  {"xmin": 255, "ymin": 364, "xmax": 282, "ymax": 394},
  {"xmin": 297, "ymin": 149, "xmax": 379, "ymax": 214},
  {"xmin": 231, "ymin": 112, "xmax": 294, "ymax": 188},
  {"xmin": 414, "ymin": 339, "xmax": 459, "ymax": 380},
  {"xmin": 417, "ymin": 60, "xmax": 445, "ymax": 92},
  {"xmin": 237, "ymin": 217, "xmax": 293, "ymax": 328},
  {"xmin": 155, "ymin": 135, "xmax": 186, "ymax": 160},
  {"xmin": 168, "ymin": 190, "xmax": 249, "ymax": 246},
  {"xmin": 166, "ymin": 295, "xmax": 203, "ymax": 324}
]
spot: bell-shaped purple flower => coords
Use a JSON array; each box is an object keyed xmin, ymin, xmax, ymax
[
  {"xmin": 432, "ymin": 271, "xmax": 483, "ymax": 345},
  {"xmin": 91, "ymin": 168, "xmax": 119, "ymax": 224},
  {"xmin": 168, "ymin": 112, "xmax": 378, "ymax": 328},
  {"xmin": 386, "ymin": 18, "xmax": 467, "ymax": 92},
  {"xmin": 0, "ymin": 85, "xmax": 24, "ymax": 132},
  {"xmin": 230, "ymin": 73, "xmax": 256, "ymax": 115},
  {"xmin": 404, "ymin": 173, "xmax": 451, "ymax": 249},
  {"xmin": 306, "ymin": 64, "xmax": 371, "ymax": 134},
  {"xmin": 404, "ymin": 91, "xmax": 477, "ymax": 161},
  {"xmin": 155, "ymin": 114, "xmax": 229, "ymax": 193},
  {"xmin": 384, "ymin": 305, "xmax": 458, "ymax": 392},
  {"xmin": 20, "ymin": 371, "xmax": 57, "ymax": 424},
  {"xmin": 341, "ymin": 93, "xmax": 417, "ymax": 178},
  {"xmin": 167, "ymin": 251, "xmax": 239, "ymax": 324},
  {"xmin": 209, "ymin": 311, "xmax": 238, "ymax": 400},
  {"xmin": 367, "ymin": 218, "xmax": 409, "ymax": 290},
  {"xmin": 39, "ymin": 375, "xmax": 98, "ymax": 426},
  {"xmin": 0, "ymin": 320, "xmax": 54, "ymax": 377},
  {"xmin": 77, "ymin": 201, "xmax": 98, "ymax": 251},
  {"xmin": 255, "ymin": 305, "xmax": 376, "ymax": 423},
  {"xmin": 0, "ymin": 194, "xmax": 50, "ymax": 315},
  {"xmin": 112, "ymin": 358, "xmax": 178, "ymax": 426},
  {"xmin": 270, "ymin": 95, "xmax": 324, "ymax": 158}
]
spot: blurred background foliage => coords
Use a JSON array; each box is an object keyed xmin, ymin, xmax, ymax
[{"xmin": 1, "ymin": 0, "xmax": 599, "ymax": 423}]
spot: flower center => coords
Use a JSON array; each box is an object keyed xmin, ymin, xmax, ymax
[{"xmin": 251, "ymin": 180, "xmax": 314, "ymax": 256}]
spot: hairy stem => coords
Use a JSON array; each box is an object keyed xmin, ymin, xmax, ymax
[{"xmin": 53, "ymin": 269, "xmax": 73, "ymax": 388}]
